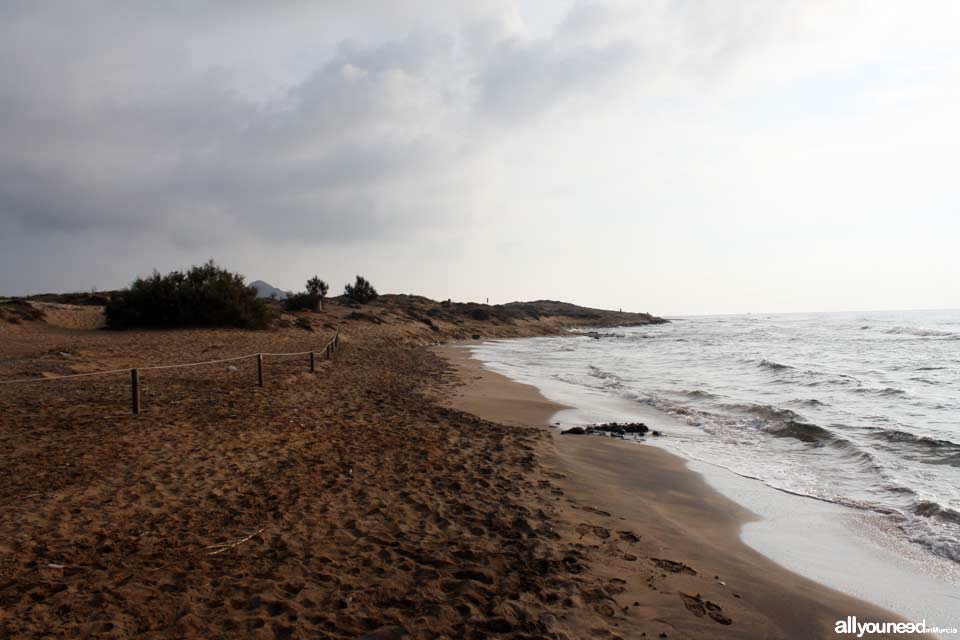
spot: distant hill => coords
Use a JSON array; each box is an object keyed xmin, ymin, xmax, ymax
[
  {"xmin": 250, "ymin": 280, "xmax": 291, "ymax": 300},
  {"xmin": 375, "ymin": 294, "xmax": 668, "ymax": 327}
]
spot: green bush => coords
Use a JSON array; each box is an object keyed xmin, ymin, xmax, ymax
[
  {"xmin": 283, "ymin": 291, "xmax": 320, "ymax": 312},
  {"xmin": 306, "ymin": 276, "xmax": 329, "ymax": 299},
  {"xmin": 344, "ymin": 275, "xmax": 378, "ymax": 304},
  {"xmin": 105, "ymin": 261, "xmax": 268, "ymax": 329},
  {"xmin": 468, "ymin": 307, "xmax": 491, "ymax": 321},
  {"xmin": 284, "ymin": 276, "xmax": 328, "ymax": 312}
]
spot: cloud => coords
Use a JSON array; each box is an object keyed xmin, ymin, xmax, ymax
[
  {"xmin": 4, "ymin": 1, "xmax": 957, "ymax": 312},
  {"xmin": 0, "ymin": 3, "xmax": 804, "ymax": 252},
  {"xmin": 0, "ymin": 1, "xmax": 810, "ymax": 251},
  {"xmin": 0, "ymin": 15, "xmax": 465, "ymax": 244}
]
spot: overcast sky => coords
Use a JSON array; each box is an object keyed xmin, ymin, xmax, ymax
[{"xmin": 1, "ymin": 1, "xmax": 958, "ymax": 315}]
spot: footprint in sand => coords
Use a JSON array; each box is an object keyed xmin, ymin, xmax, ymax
[
  {"xmin": 617, "ymin": 530, "xmax": 640, "ymax": 543},
  {"xmin": 576, "ymin": 523, "xmax": 612, "ymax": 539},
  {"xmin": 680, "ymin": 592, "xmax": 733, "ymax": 625},
  {"xmin": 650, "ymin": 557, "xmax": 697, "ymax": 575}
]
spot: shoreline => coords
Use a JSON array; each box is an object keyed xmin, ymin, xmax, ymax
[
  {"xmin": 438, "ymin": 343, "xmax": 929, "ymax": 639},
  {"xmin": 1, "ymin": 296, "xmax": 949, "ymax": 638}
]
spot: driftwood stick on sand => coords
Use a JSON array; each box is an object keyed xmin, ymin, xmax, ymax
[{"xmin": 205, "ymin": 528, "xmax": 265, "ymax": 556}]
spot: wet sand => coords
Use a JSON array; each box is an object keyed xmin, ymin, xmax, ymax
[{"xmin": 440, "ymin": 344, "xmax": 929, "ymax": 639}]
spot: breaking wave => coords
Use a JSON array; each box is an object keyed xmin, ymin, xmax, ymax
[
  {"xmin": 884, "ymin": 326, "xmax": 955, "ymax": 338},
  {"xmin": 758, "ymin": 359, "xmax": 792, "ymax": 371},
  {"xmin": 472, "ymin": 308, "xmax": 960, "ymax": 567}
]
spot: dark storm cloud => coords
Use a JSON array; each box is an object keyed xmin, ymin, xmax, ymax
[
  {"xmin": 0, "ymin": 4, "xmax": 455, "ymax": 244},
  {"xmin": 0, "ymin": 0, "xmax": 810, "ymax": 294}
]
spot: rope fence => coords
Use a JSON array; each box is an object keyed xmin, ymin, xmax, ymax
[{"xmin": 0, "ymin": 324, "xmax": 341, "ymax": 416}]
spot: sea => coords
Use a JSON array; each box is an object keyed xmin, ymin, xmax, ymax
[{"xmin": 471, "ymin": 310, "xmax": 960, "ymax": 572}]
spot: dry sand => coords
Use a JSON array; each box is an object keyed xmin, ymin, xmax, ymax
[
  {"xmin": 0, "ymin": 298, "xmax": 925, "ymax": 638},
  {"xmin": 0, "ymin": 299, "xmax": 655, "ymax": 639},
  {"xmin": 439, "ymin": 344, "xmax": 933, "ymax": 639}
]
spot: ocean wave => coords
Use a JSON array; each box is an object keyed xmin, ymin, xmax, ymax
[
  {"xmin": 790, "ymin": 398, "xmax": 828, "ymax": 407},
  {"xmin": 912, "ymin": 500, "xmax": 960, "ymax": 525},
  {"xmin": 616, "ymin": 395, "xmax": 960, "ymax": 562},
  {"xmin": 721, "ymin": 402, "xmax": 803, "ymax": 423},
  {"xmin": 884, "ymin": 326, "xmax": 955, "ymax": 338},
  {"xmin": 875, "ymin": 431, "xmax": 960, "ymax": 467},
  {"xmin": 758, "ymin": 359, "xmax": 793, "ymax": 371},
  {"xmin": 877, "ymin": 429, "xmax": 959, "ymax": 449},
  {"xmin": 900, "ymin": 503, "xmax": 960, "ymax": 563},
  {"xmin": 851, "ymin": 386, "xmax": 907, "ymax": 396},
  {"xmin": 681, "ymin": 389, "xmax": 718, "ymax": 400},
  {"xmin": 679, "ymin": 401, "xmax": 849, "ymax": 448},
  {"xmin": 926, "ymin": 452, "xmax": 960, "ymax": 468},
  {"xmin": 587, "ymin": 365, "xmax": 623, "ymax": 389},
  {"xmin": 899, "ymin": 518, "xmax": 960, "ymax": 563},
  {"xmin": 479, "ymin": 315, "xmax": 960, "ymax": 568},
  {"xmin": 766, "ymin": 420, "xmax": 836, "ymax": 444},
  {"xmin": 799, "ymin": 370, "xmax": 863, "ymax": 388}
]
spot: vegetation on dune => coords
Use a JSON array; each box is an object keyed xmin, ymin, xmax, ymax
[
  {"xmin": 344, "ymin": 275, "xmax": 378, "ymax": 304},
  {"xmin": 22, "ymin": 271, "xmax": 665, "ymax": 331},
  {"xmin": 374, "ymin": 294, "xmax": 667, "ymax": 328},
  {"xmin": 104, "ymin": 260, "xmax": 268, "ymax": 329},
  {"xmin": 284, "ymin": 276, "xmax": 329, "ymax": 312},
  {"xmin": 306, "ymin": 276, "xmax": 329, "ymax": 300}
]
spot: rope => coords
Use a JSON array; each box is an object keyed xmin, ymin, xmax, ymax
[
  {"xmin": 0, "ymin": 368, "xmax": 131, "ymax": 385},
  {"xmin": 140, "ymin": 353, "xmax": 258, "ymax": 371},
  {"xmin": 0, "ymin": 325, "xmax": 341, "ymax": 386},
  {"xmin": 259, "ymin": 351, "xmax": 313, "ymax": 357}
]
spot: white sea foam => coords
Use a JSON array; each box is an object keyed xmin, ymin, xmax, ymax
[{"xmin": 472, "ymin": 309, "xmax": 960, "ymax": 567}]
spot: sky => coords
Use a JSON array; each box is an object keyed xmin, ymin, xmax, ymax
[{"xmin": 1, "ymin": 1, "xmax": 958, "ymax": 315}]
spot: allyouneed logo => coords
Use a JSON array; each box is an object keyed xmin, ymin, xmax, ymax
[{"xmin": 835, "ymin": 616, "xmax": 958, "ymax": 637}]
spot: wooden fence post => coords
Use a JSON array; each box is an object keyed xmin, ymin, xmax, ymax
[
  {"xmin": 257, "ymin": 354, "xmax": 264, "ymax": 387},
  {"xmin": 309, "ymin": 351, "xmax": 315, "ymax": 373},
  {"xmin": 131, "ymin": 368, "xmax": 140, "ymax": 415}
]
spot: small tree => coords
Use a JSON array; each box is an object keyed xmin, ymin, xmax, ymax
[
  {"xmin": 344, "ymin": 275, "xmax": 378, "ymax": 304},
  {"xmin": 306, "ymin": 276, "xmax": 329, "ymax": 300},
  {"xmin": 284, "ymin": 276, "xmax": 328, "ymax": 312}
]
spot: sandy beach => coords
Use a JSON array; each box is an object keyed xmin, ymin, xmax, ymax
[
  {"xmin": 0, "ymin": 297, "xmax": 932, "ymax": 638},
  {"xmin": 440, "ymin": 344, "xmax": 933, "ymax": 639},
  {"xmin": 5, "ymin": 2, "xmax": 958, "ymax": 636}
]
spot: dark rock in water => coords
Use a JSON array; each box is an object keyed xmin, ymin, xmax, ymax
[
  {"xmin": 471, "ymin": 334, "xmax": 481, "ymax": 340},
  {"xmin": 561, "ymin": 422, "xmax": 654, "ymax": 439},
  {"xmin": 591, "ymin": 422, "xmax": 649, "ymax": 438},
  {"xmin": 561, "ymin": 427, "xmax": 587, "ymax": 435},
  {"xmin": 651, "ymin": 430, "xmax": 663, "ymax": 437},
  {"xmin": 562, "ymin": 422, "xmax": 650, "ymax": 439}
]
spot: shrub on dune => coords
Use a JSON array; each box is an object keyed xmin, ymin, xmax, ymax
[
  {"xmin": 344, "ymin": 275, "xmax": 378, "ymax": 304},
  {"xmin": 105, "ymin": 260, "xmax": 268, "ymax": 329},
  {"xmin": 284, "ymin": 276, "xmax": 329, "ymax": 312}
]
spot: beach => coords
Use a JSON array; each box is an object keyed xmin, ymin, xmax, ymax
[
  {"xmin": 0, "ymin": 296, "xmax": 938, "ymax": 638},
  {"xmin": 441, "ymin": 345, "xmax": 930, "ymax": 639}
]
